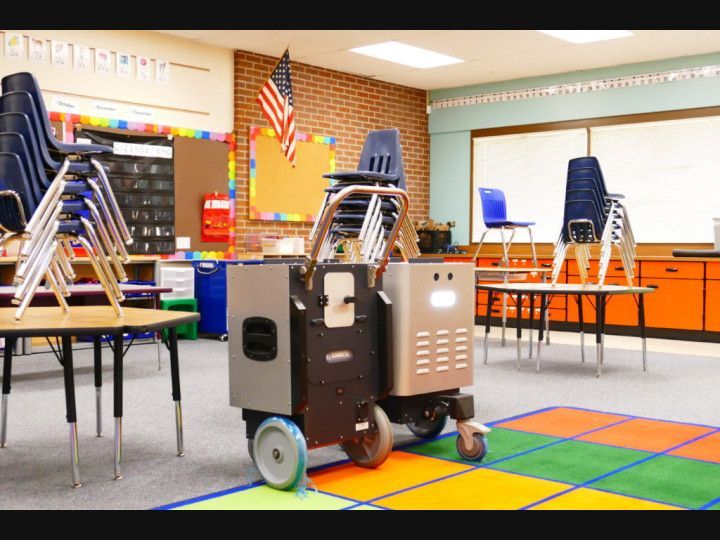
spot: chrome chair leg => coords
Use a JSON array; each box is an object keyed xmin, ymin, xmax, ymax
[
  {"xmin": 84, "ymin": 200, "xmax": 128, "ymax": 282},
  {"xmin": 91, "ymin": 158, "xmax": 132, "ymax": 244},
  {"xmin": 86, "ymin": 179, "xmax": 130, "ymax": 262},
  {"xmin": 74, "ymin": 235, "xmax": 124, "ymax": 317},
  {"xmin": 79, "ymin": 218, "xmax": 124, "ymax": 301}
]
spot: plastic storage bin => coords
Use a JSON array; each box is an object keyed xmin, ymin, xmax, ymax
[
  {"xmin": 158, "ymin": 265, "xmax": 195, "ymax": 300},
  {"xmin": 160, "ymin": 298, "xmax": 198, "ymax": 340},
  {"xmin": 193, "ymin": 260, "xmax": 262, "ymax": 336}
]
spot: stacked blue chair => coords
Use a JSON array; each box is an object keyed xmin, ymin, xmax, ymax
[
  {"xmin": 0, "ymin": 72, "xmax": 133, "ymax": 320},
  {"xmin": 309, "ymin": 128, "xmax": 419, "ymax": 263},
  {"xmin": 551, "ymin": 156, "xmax": 636, "ymax": 286},
  {"xmin": 473, "ymin": 187, "xmax": 538, "ymax": 266}
]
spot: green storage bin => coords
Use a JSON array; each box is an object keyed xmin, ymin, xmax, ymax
[{"xmin": 160, "ymin": 298, "xmax": 198, "ymax": 340}]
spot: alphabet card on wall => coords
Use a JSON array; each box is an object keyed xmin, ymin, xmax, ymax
[
  {"xmin": 137, "ymin": 55, "xmax": 151, "ymax": 81},
  {"xmin": 4, "ymin": 33, "xmax": 23, "ymax": 60},
  {"xmin": 29, "ymin": 37, "xmax": 47, "ymax": 63},
  {"xmin": 156, "ymin": 59, "xmax": 170, "ymax": 84},
  {"xmin": 73, "ymin": 44, "xmax": 91, "ymax": 71},
  {"xmin": 116, "ymin": 52, "xmax": 131, "ymax": 78},
  {"xmin": 95, "ymin": 48, "xmax": 111, "ymax": 75},
  {"xmin": 51, "ymin": 41, "xmax": 69, "ymax": 68}
]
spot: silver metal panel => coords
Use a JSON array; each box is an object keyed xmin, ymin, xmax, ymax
[
  {"xmin": 384, "ymin": 262, "xmax": 475, "ymax": 396},
  {"xmin": 228, "ymin": 264, "xmax": 292, "ymax": 414}
]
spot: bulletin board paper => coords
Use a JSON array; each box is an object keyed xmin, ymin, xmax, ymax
[{"xmin": 249, "ymin": 126, "xmax": 334, "ymax": 222}]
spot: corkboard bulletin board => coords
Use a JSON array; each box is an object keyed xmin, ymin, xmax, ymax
[{"xmin": 249, "ymin": 125, "xmax": 334, "ymax": 221}]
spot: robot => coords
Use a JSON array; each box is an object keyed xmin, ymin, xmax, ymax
[{"xmin": 228, "ymin": 185, "xmax": 407, "ymax": 490}]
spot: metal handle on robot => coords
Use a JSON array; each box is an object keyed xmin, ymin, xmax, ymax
[{"xmin": 303, "ymin": 184, "xmax": 410, "ymax": 288}]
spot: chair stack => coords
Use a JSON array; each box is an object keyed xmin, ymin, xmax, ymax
[
  {"xmin": 308, "ymin": 128, "xmax": 419, "ymax": 263},
  {"xmin": 0, "ymin": 72, "xmax": 132, "ymax": 320},
  {"xmin": 551, "ymin": 156, "xmax": 637, "ymax": 286}
]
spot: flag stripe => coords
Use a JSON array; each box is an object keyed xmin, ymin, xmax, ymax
[{"xmin": 256, "ymin": 50, "xmax": 297, "ymax": 166}]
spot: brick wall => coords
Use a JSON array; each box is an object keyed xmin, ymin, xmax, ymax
[{"xmin": 234, "ymin": 49, "xmax": 429, "ymax": 252}]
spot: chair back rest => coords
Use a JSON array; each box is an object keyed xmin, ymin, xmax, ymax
[
  {"xmin": 0, "ymin": 133, "xmax": 42, "ymax": 204},
  {"xmin": 0, "ymin": 91, "xmax": 57, "ymax": 168},
  {"xmin": 1, "ymin": 72, "xmax": 55, "ymax": 148},
  {"xmin": 478, "ymin": 187, "xmax": 507, "ymax": 226},
  {"xmin": 568, "ymin": 156, "xmax": 610, "ymax": 194},
  {"xmin": 358, "ymin": 129, "xmax": 403, "ymax": 181},
  {"xmin": 0, "ymin": 152, "xmax": 35, "ymax": 217},
  {"xmin": 0, "ymin": 112, "xmax": 51, "ymax": 190}
]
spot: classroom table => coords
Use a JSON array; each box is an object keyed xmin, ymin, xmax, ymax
[
  {"xmin": 0, "ymin": 306, "xmax": 200, "ymax": 488},
  {"xmin": 477, "ymin": 283, "xmax": 654, "ymax": 377},
  {"xmin": 475, "ymin": 266, "xmax": 553, "ymax": 354}
]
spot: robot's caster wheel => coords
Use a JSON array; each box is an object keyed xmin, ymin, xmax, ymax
[
  {"xmin": 219, "ymin": 334, "xmax": 228, "ymax": 342},
  {"xmin": 456, "ymin": 433, "xmax": 487, "ymax": 461},
  {"xmin": 406, "ymin": 413, "xmax": 448, "ymax": 439},
  {"xmin": 253, "ymin": 417, "xmax": 307, "ymax": 490},
  {"xmin": 341, "ymin": 405, "xmax": 393, "ymax": 469}
]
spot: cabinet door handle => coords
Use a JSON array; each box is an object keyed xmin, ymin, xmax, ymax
[
  {"xmin": 647, "ymin": 283, "xmax": 660, "ymax": 289},
  {"xmin": 614, "ymin": 266, "xmax": 624, "ymax": 271},
  {"xmin": 665, "ymin": 267, "xmax": 679, "ymax": 273},
  {"xmin": 541, "ymin": 263, "xmax": 552, "ymax": 268}
]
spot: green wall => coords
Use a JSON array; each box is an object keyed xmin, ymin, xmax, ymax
[{"xmin": 430, "ymin": 51, "xmax": 720, "ymax": 244}]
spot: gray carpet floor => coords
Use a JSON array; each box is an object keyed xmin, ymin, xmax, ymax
[{"xmin": 0, "ymin": 335, "xmax": 717, "ymax": 509}]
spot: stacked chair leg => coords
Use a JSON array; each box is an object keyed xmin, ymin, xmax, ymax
[
  {"xmin": 0, "ymin": 72, "xmax": 132, "ymax": 320},
  {"xmin": 551, "ymin": 156, "xmax": 637, "ymax": 286}
]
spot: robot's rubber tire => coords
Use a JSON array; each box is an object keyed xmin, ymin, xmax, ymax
[
  {"xmin": 253, "ymin": 417, "xmax": 307, "ymax": 490},
  {"xmin": 341, "ymin": 405, "xmax": 393, "ymax": 469},
  {"xmin": 406, "ymin": 413, "xmax": 448, "ymax": 439},
  {"xmin": 456, "ymin": 433, "xmax": 487, "ymax": 461},
  {"xmin": 247, "ymin": 438, "xmax": 254, "ymax": 462}
]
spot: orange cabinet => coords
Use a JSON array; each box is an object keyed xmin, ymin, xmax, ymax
[
  {"xmin": 567, "ymin": 259, "xmax": 629, "ymax": 278},
  {"xmin": 640, "ymin": 277, "xmax": 704, "ymax": 331},
  {"xmin": 706, "ymin": 281, "xmax": 720, "ymax": 332},
  {"xmin": 707, "ymin": 262, "xmax": 720, "ymax": 280},
  {"xmin": 642, "ymin": 261, "xmax": 703, "ymax": 280}
]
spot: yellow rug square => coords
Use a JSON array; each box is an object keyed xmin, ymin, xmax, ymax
[
  {"xmin": 532, "ymin": 487, "xmax": 682, "ymax": 510},
  {"xmin": 376, "ymin": 468, "xmax": 570, "ymax": 510}
]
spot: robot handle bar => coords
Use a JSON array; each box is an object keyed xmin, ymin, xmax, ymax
[{"xmin": 304, "ymin": 184, "xmax": 410, "ymax": 287}]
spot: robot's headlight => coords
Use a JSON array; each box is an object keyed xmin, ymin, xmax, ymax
[{"xmin": 430, "ymin": 290, "xmax": 457, "ymax": 308}]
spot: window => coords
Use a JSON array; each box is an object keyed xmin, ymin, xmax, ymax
[
  {"xmin": 591, "ymin": 117, "xmax": 720, "ymax": 242},
  {"xmin": 472, "ymin": 129, "xmax": 587, "ymax": 242}
]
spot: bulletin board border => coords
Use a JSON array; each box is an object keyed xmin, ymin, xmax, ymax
[
  {"xmin": 248, "ymin": 125, "xmax": 335, "ymax": 222},
  {"xmin": 50, "ymin": 110, "xmax": 237, "ymax": 261}
]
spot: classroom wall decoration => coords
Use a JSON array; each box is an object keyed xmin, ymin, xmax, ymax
[
  {"xmin": 51, "ymin": 41, "xmax": 69, "ymax": 68},
  {"xmin": 73, "ymin": 44, "xmax": 91, "ymax": 71},
  {"xmin": 248, "ymin": 125, "xmax": 334, "ymax": 222},
  {"xmin": 29, "ymin": 37, "xmax": 47, "ymax": 64},
  {"xmin": 4, "ymin": 32, "xmax": 23, "ymax": 59}
]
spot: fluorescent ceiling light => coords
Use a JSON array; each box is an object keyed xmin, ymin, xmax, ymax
[
  {"xmin": 349, "ymin": 41, "xmax": 463, "ymax": 69},
  {"xmin": 538, "ymin": 30, "xmax": 634, "ymax": 44}
]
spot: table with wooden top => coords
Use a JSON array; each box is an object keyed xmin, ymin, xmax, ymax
[
  {"xmin": 477, "ymin": 283, "xmax": 654, "ymax": 377},
  {"xmin": 0, "ymin": 306, "xmax": 200, "ymax": 488}
]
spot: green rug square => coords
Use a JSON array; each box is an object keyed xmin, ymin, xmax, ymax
[
  {"xmin": 592, "ymin": 455, "xmax": 720, "ymax": 509},
  {"xmin": 407, "ymin": 427, "xmax": 560, "ymax": 465},
  {"xmin": 175, "ymin": 485, "xmax": 354, "ymax": 510},
  {"xmin": 489, "ymin": 440, "xmax": 650, "ymax": 485},
  {"xmin": 707, "ymin": 502, "xmax": 720, "ymax": 510}
]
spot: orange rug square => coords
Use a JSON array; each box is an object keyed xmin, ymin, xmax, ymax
[
  {"xmin": 578, "ymin": 418, "xmax": 714, "ymax": 453},
  {"xmin": 494, "ymin": 407, "xmax": 629, "ymax": 438},
  {"xmin": 668, "ymin": 431, "xmax": 720, "ymax": 463},
  {"xmin": 310, "ymin": 451, "xmax": 472, "ymax": 501}
]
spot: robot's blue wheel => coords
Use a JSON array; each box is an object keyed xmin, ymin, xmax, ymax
[
  {"xmin": 406, "ymin": 413, "xmax": 448, "ymax": 439},
  {"xmin": 253, "ymin": 417, "xmax": 307, "ymax": 490}
]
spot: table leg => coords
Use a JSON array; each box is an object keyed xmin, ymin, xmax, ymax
[
  {"xmin": 528, "ymin": 294, "xmax": 535, "ymax": 358},
  {"xmin": 501, "ymin": 292, "xmax": 507, "ymax": 347},
  {"xmin": 483, "ymin": 292, "xmax": 495, "ymax": 365},
  {"xmin": 595, "ymin": 296, "xmax": 605, "ymax": 377},
  {"xmin": 113, "ymin": 333, "xmax": 123, "ymax": 480},
  {"xmin": 577, "ymin": 295, "xmax": 585, "ymax": 362},
  {"xmin": 537, "ymin": 295, "xmax": 547, "ymax": 372},
  {"xmin": 169, "ymin": 327, "xmax": 184, "ymax": 457},
  {"xmin": 600, "ymin": 296, "xmax": 606, "ymax": 366},
  {"xmin": 638, "ymin": 293, "xmax": 647, "ymax": 372},
  {"xmin": 61, "ymin": 335, "xmax": 81, "ymax": 488},
  {"xmin": 155, "ymin": 294, "xmax": 162, "ymax": 371},
  {"xmin": 93, "ymin": 336, "xmax": 102, "ymax": 437},
  {"xmin": 516, "ymin": 293, "xmax": 522, "ymax": 370},
  {"xmin": 1, "ymin": 337, "xmax": 16, "ymax": 448}
]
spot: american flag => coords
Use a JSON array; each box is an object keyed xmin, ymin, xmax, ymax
[{"xmin": 257, "ymin": 49, "xmax": 297, "ymax": 165}]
